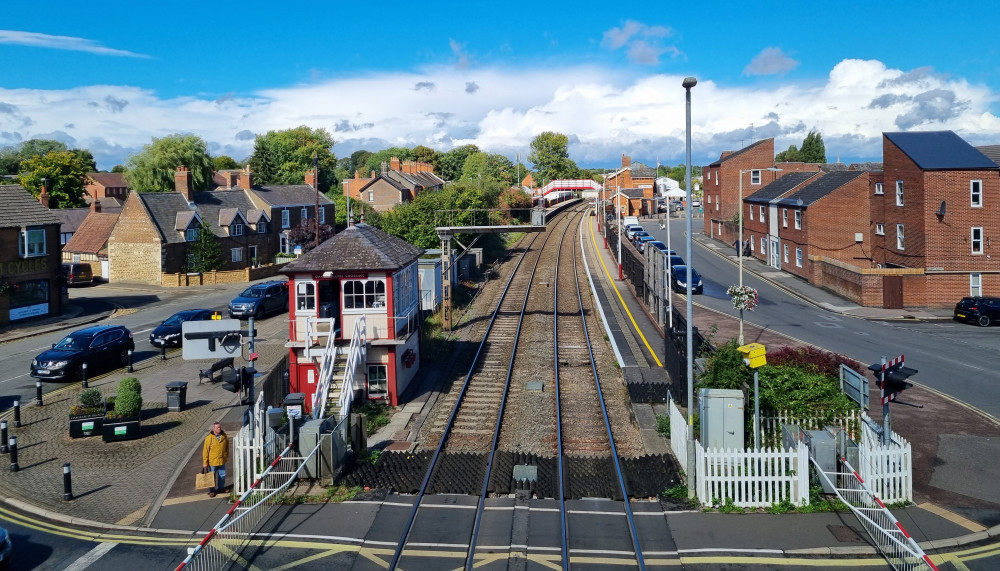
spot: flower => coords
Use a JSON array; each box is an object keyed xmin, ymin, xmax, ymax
[{"xmin": 726, "ymin": 285, "xmax": 759, "ymax": 311}]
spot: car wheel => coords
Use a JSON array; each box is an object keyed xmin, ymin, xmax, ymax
[
  {"xmin": 977, "ymin": 315, "xmax": 991, "ymax": 327},
  {"xmin": 118, "ymin": 348, "xmax": 130, "ymax": 366},
  {"xmin": 254, "ymin": 306, "xmax": 264, "ymax": 319}
]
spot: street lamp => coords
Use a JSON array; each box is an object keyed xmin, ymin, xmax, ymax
[
  {"xmin": 682, "ymin": 75, "xmax": 697, "ymax": 499},
  {"xmin": 737, "ymin": 167, "xmax": 781, "ymax": 345}
]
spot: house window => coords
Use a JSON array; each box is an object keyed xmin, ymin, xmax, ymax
[
  {"xmin": 715, "ymin": 196, "xmax": 719, "ymax": 210},
  {"xmin": 896, "ymin": 224, "xmax": 905, "ymax": 250},
  {"xmin": 758, "ymin": 205, "xmax": 765, "ymax": 221},
  {"xmin": 343, "ymin": 278, "xmax": 386, "ymax": 310},
  {"xmin": 895, "ymin": 180, "xmax": 904, "ymax": 206},
  {"xmin": 8, "ymin": 278, "xmax": 49, "ymax": 310},
  {"xmin": 794, "ymin": 210, "xmax": 802, "ymax": 230},
  {"xmin": 782, "ymin": 209, "xmax": 787, "ymax": 227},
  {"xmin": 296, "ymin": 281, "xmax": 316, "ymax": 311},
  {"xmin": 751, "ymin": 170, "xmax": 761, "ymax": 184},
  {"xmin": 783, "ymin": 243, "xmax": 789, "ymax": 263},
  {"xmin": 61, "ymin": 232, "xmax": 73, "ymax": 245},
  {"xmin": 258, "ymin": 220, "xmax": 267, "ymax": 234},
  {"xmin": 876, "ymin": 223, "xmax": 885, "ymax": 235},
  {"xmin": 19, "ymin": 227, "xmax": 46, "ymax": 257},
  {"xmin": 301, "ymin": 207, "xmax": 308, "ymax": 221},
  {"xmin": 367, "ymin": 364, "xmax": 387, "ymax": 399},
  {"xmin": 795, "ymin": 247, "xmax": 803, "ymax": 267},
  {"xmin": 319, "ymin": 207, "xmax": 325, "ymax": 224},
  {"xmin": 707, "ymin": 195, "xmax": 712, "ymax": 203},
  {"xmin": 875, "ymin": 182, "xmax": 884, "ymax": 195},
  {"xmin": 185, "ymin": 227, "xmax": 199, "ymax": 242},
  {"xmin": 231, "ymin": 222, "xmax": 244, "ymax": 236},
  {"xmin": 279, "ymin": 233, "xmax": 289, "ymax": 254},
  {"xmin": 972, "ymin": 227, "xmax": 984, "ymax": 254},
  {"xmin": 706, "ymin": 172, "xmax": 711, "ymax": 181},
  {"xmin": 971, "ymin": 273, "xmax": 982, "ymax": 297},
  {"xmin": 749, "ymin": 205, "xmax": 754, "ymax": 221},
  {"xmin": 368, "ymin": 191, "xmax": 374, "ymax": 203},
  {"xmin": 971, "ymin": 180, "xmax": 982, "ymax": 207},
  {"xmin": 749, "ymin": 235, "xmax": 755, "ymax": 252},
  {"xmin": 760, "ymin": 237, "xmax": 766, "ymax": 254},
  {"xmin": 281, "ymin": 209, "xmax": 290, "ymax": 228},
  {"xmin": 231, "ymin": 248, "xmax": 242, "ymax": 262}
]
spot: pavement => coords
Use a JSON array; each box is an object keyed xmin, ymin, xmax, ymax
[{"xmin": 0, "ymin": 215, "xmax": 995, "ymax": 569}]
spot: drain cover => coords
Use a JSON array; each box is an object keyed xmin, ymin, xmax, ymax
[
  {"xmin": 513, "ymin": 464, "xmax": 538, "ymax": 482},
  {"xmin": 525, "ymin": 381, "xmax": 543, "ymax": 391}
]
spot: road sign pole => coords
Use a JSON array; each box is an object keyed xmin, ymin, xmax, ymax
[{"xmin": 881, "ymin": 355, "xmax": 889, "ymax": 445}]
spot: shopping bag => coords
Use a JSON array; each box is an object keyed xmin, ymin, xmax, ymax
[{"xmin": 195, "ymin": 469, "xmax": 215, "ymax": 490}]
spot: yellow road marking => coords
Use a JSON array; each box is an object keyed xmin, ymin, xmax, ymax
[{"xmin": 918, "ymin": 502, "xmax": 986, "ymax": 532}]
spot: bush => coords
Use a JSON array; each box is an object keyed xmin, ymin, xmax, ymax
[
  {"xmin": 767, "ymin": 346, "xmax": 866, "ymax": 377},
  {"xmin": 112, "ymin": 377, "xmax": 143, "ymax": 418},
  {"xmin": 78, "ymin": 388, "xmax": 103, "ymax": 408}
]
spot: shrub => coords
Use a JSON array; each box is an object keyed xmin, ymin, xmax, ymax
[
  {"xmin": 111, "ymin": 377, "xmax": 143, "ymax": 418},
  {"xmin": 767, "ymin": 346, "xmax": 865, "ymax": 377},
  {"xmin": 70, "ymin": 388, "xmax": 104, "ymax": 417}
]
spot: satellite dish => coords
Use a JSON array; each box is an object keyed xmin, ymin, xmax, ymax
[{"xmin": 935, "ymin": 201, "xmax": 946, "ymax": 216}]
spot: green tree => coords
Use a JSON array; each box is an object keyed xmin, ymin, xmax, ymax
[
  {"xmin": 214, "ymin": 155, "xmax": 240, "ymax": 170},
  {"xmin": 360, "ymin": 147, "xmax": 415, "ymax": 178},
  {"xmin": 349, "ymin": 150, "xmax": 373, "ymax": 175},
  {"xmin": 124, "ymin": 134, "xmax": 215, "ymax": 192},
  {"xmin": 111, "ymin": 164, "xmax": 126, "ymax": 173},
  {"xmin": 460, "ymin": 152, "xmax": 516, "ymax": 187},
  {"xmin": 17, "ymin": 139, "xmax": 69, "ymax": 160},
  {"xmin": 438, "ymin": 144, "xmax": 480, "ymax": 182},
  {"xmin": 188, "ymin": 220, "xmax": 222, "ymax": 273},
  {"xmin": 799, "ymin": 131, "xmax": 826, "ymax": 163},
  {"xmin": 774, "ymin": 144, "xmax": 800, "ymax": 162},
  {"xmin": 412, "ymin": 145, "xmax": 439, "ymax": 171},
  {"xmin": 528, "ymin": 131, "xmax": 578, "ymax": 184},
  {"xmin": 247, "ymin": 126, "xmax": 337, "ymax": 190},
  {"xmin": 17, "ymin": 150, "xmax": 91, "ymax": 208}
]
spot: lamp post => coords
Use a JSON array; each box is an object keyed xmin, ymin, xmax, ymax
[
  {"xmin": 736, "ymin": 167, "xmax": 781, "ymax": 345},
  {"xmin": 682, "ymin": 75, "xmax": 697, "ymax": 499}
]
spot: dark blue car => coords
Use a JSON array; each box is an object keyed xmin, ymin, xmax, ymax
[
  {"xmin": 150, "ymin": 309, "xmax": 216, "ymax": 347},
  {"xmin": 670, "ymin": 265, "xmax": 703, "ymax": 294},
  {"xmin": 31, "ymin": 325, "xmax": 135, "ymax": 382}
]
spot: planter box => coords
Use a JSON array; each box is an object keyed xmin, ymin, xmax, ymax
[
  {"xmin": 69, "ymin": 415, "xmax": 105, "ymax": 438},
  {"xmin": 102, "ymin": 416, "xmax": 141, "ymax": 442}
]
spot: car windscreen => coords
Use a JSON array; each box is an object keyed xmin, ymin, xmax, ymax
[
  {"xmin": 55, "ymin": 333, "xmax": 94, "ymax": 349},
  {"xmin": 162, "ymin": 313, "xmax": 191, "ymax": 326},
  {"xmin": 239, "ymin": 288, "xmax": 265, "ymax": 298}
]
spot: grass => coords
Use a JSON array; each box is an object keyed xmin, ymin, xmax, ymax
[
  {"xmin": 655, "ymin": 414, "xmax": 670, "ymax": 437},
  {"xmin": 278, "ymin": 484, "xmax": 364, "ymax": 504},
  {"xmin": 356, "ymin": 400, "xmax": 391, "ymax": 433}
]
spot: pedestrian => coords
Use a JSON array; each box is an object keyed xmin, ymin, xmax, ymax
[
  {"xmin": 202, "ymin": 421, "xmax": 229, "ymax": 497},
  {"xmin": 733, "ymin": 239, "xmax": 740, "ymax": 255},
  {"xmin": 743, "ymin": 240, "xmax": 752, "ymax": 257}
]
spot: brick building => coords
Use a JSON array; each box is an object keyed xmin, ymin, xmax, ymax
[
  {"xmin": 342, "ymin": 158, "xmax": 444, "ymax": 212},
  {"xmin": 601, "ymin": 155, "xmax": 658, "ymax": 216},
  {"xmin": 84, "ymin": 172, "xmax": 130, "ymax": 202},
  {"xmin": 702, "ymin": 139, "xmax": 778, "ymax": 237},
  {"xmin": 62, "ymin": 199, "xmax": 122, "ymax": 281},
  {"xmin": 0, "ymin": 185, "xmax": 64, "ymax": 325}
]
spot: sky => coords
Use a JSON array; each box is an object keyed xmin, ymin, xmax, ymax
[{"xmin": 2, "ymin": 1, "xmax": 1000, "ymax": 173}]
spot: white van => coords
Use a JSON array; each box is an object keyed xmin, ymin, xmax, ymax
[{"xmin": 622, "ymin": 216, "xmax": 639, "ymax": 227}]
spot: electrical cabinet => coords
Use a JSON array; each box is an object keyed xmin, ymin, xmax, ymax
[{"xmin": 699, "ymin": 388, "xmax": 745, "ymax": 450}]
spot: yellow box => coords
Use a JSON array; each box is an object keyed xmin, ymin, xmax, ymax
[{"xmin": 738, "ymin": 343, "xmax": 766, "ymax": 368}]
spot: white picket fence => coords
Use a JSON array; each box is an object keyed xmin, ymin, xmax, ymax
[
  {"xmin": 858, "ymin": 412, "xmax": 912, "ymax": 504},
  {"xmin": 232, "ymin": 392, "xmax": 277, "ymax": 495},
  {"xmin": 668, "ymin": 398, "xmax": 688, "ymax": 470}
]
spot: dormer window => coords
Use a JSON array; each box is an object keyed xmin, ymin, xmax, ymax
[
  {"xmin": 231, "ymin": 222, "xmax": 244, "ymax": 236},
  {"xmin": 258, "ymin": 220, "xmax": 267, "ymax": 233},
  {"xmin": 185, "ymin": 227, "xmax": 199, "ymax": 242}
]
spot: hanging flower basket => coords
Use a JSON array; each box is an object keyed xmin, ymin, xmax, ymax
[{"xmin": 727, "ymin": 285, "xmax": 759, "ymax": 311}]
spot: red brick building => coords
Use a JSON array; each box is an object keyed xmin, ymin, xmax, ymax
[
  {"xmin": 702, "ymin": 139, "xmax": 777, "ymax": 238},
  {"xmin": 84, "ymin": 172, "xmax": 130, "ymax": 202},
  {"xmin": 342, "ymin": 158, "xmax": 443, "ymax": 212},
  {"xmin": 0, "ymin": 185, "xmax": 64, "ymax": 325}
]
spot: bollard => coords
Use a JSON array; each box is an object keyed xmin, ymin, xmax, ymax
[
  {"xmin": 81, "ymin": 363, "xmax": 88, "ymax": 389},
  {"xmin": 127, "ymin": 349, "xmax": 134, "ymax": 373},
  {"xmin": 35, "ymin": 380, "xmax": 43, "ymax": 406},
  {"xmin": 9, "ymin": 437, "xmax": 17, "ymax": 472},
  {"xmin": 0, "ymin": 420, "xmax": 7, "ymax": 454},
  {"xmin": 63, "ymin": 463, "xmax": 73, "ymax": 501},
  {"xmin": 161, "ymin": 344, "xmax": 166, "ymax": 361},
  {"xmin": 13, "ymin": 400, "xmax": 20, "ymax": 428}
]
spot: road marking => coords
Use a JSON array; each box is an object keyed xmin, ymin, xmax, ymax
[
  {"xmin": 918, "ymin": 502, "xmax": 986, "ymax": 532},
  {"xmin": 61, "ymin": 541, "xmax": 118, "ymax": 571}
]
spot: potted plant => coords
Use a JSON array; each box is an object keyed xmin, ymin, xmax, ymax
[
  {"xmin": 69, "ymin": 388, "xmax": 106, "ymax": 438},
  {"xmin": 102, "ymin": 377, "xmax": 143, "ymax": 442}
]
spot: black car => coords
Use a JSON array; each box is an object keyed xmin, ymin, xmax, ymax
[
  {"xmin": 228, "ymin": 280, "xmax": 289, "ymax": 319},
  {"xmin": 150, "ymin": 309, "xmax": 216, "ymax": 347},
  {"xmin": 670, "ymin": 265, "xmax": 704, "ymax": 294},
  {"xmin": 953, "ymin": 296, "xmax": 1000, "ymax": 327},
  {"xmin": 30, "ymin": 325, "xmax": 135, "ymax": 382}
]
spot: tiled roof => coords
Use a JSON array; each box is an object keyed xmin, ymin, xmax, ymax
[
  {"xmin": 630, "ymin": 162, "xmax": 657, "ymax": 178},
  {"xmin": 137, "ymin": 192, "xmax": 196, "ymax": 244},
  {"xmin": 885, "ymin": 131, "xmax": 997, "ymax": 170},
  {"xmin": 250, "ymin": 184, "xmax": 334, "ymax": 207},
  {"xmin": 64, "ymin": 212, "xmax": 120, "ymax": 254},
  {"xmin": 708, "ymin": 139, "xmax": 773, "ymax": 167},
  {"xmin": 91, "ymin": 197, "xmax": 124, "ymax": 209},
  {"xmin": 746, "ymin": 172, "xmax": 820, "ymax": 204},
  {"xmin": 623, "ymin": 188, "xmax": 646, "ymax": 198},
  {"xmin": 974, "ymin": 145, "xmax": 1000, "ymax": 167},
  {"xmin": 819, "ymin": 163, "xmax": 850, "ymax": 172},
  {"xmin": 54, "ymin": 207, "xmax": 91, "ymax": 234},
  {"xmin": 174, "ymin": 211, "xmax": 197, "ymax": 232},
  {"xmin": 775, "ymin": 170, "xmax": 867, "ymax": 207},
  {"xmin": 87, "ymin": 172, "xmax": 128, "ymax": 188},
  {"xmin": 848, "ymin": 162, "xmax": 883, "ymax": 172},
  {"xmin": 0, "ymin": 185, "xmax": 61, "ymax": 228},
  {"xmin": 282, "ymin": 223, "xmax": 423, "ymax": 273}
]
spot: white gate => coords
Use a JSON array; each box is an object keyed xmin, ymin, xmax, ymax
[{"xmin": 233, "ymin": 392, "xmax": 277, "ymax": 495}]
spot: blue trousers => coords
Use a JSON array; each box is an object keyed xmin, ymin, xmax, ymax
[{"xmin": 210, "ymin": 465, "xmax": 227, "ymax": 492}]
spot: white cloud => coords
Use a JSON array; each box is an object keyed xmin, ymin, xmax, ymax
[
  {"xmin": 0, "ymin": 30, "xmax": 148, "ymax": 58},
  {"xmin": 602, "ymin": 20, "xmax": 679, "ymax": 66},
  {"xmin": 743, "ymin": 47, "xmax": 799, "ymax": 76},
  {"xmin": 2, "ymin": 59, "xmax": 998, "ymax": 170}
]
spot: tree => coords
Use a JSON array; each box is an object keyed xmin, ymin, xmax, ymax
[
  {"xmin": 460, "ymin": 152, "xmax": 516, "ymax": 187},
  {"xmin": 247, "ymin": 126, "xmax": 337, "ymax": 190},
  {"xmin": 438, "ymin": 144, "xmax": 480, "ymax": 182},
  {"xmin": 286, "ymin": 219, "xmax": 335, "ymax": 252},
  {"xmin": 360, "ymin": 147, "xmax": 415, "ymax": 178},
  {"xmin": 774, "ymin": 144, "xmax": 800, "ymax": 162},
  {"xmin": 17, "ymin": 151, "xmax": 91, "ymax": 208},
  {"xmin": 799, "ymin": 131, "xmax": 826, "ymax": 163},
  {"xmin": 214, "ymin": 155, "xmax": 240, "ymax": 171},
  {"xmin": 188, "ymin": 220, "xmax": 222, "ymax": 273},
  {"xmin": 412, "ymin": 145, "xmax": 439, "ymax": 171},
  {"xmin": 528, "ymin": 131, "xmax": 578, "ymax": 184},
  {"xmin": 111, "ymin": 165, "xmax": 126, "ymax": 173},
  {"xmin": 124, "ymin": 135, "xmax": 214, "ymax": 192},
  {"xmin": 348, "ymin": 150, "xmax": 373, "ymax": 175}
]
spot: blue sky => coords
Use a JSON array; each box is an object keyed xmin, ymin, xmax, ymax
[{"xmin": 2, "ymin": 1, "xmax": 999, "ymax": 172}]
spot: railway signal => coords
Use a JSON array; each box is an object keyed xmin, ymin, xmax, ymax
[{"xmin": 867, "ymin": 355, "xmax": 919, "ymax": 444}]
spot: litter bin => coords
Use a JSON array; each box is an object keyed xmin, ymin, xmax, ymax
[
  {"xmin": 167, "ymin": 381, "xmax": 188, "ymax": 412},
  {"xmin": 318, "ymin": 302, "xmax": 332, "ymax": 319},
  {"xmin": 284, "ymin": 392, "xmax": 306, "ymax": 419}
]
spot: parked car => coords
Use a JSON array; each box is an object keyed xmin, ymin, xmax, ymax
[
  {"xmin": 648, "ymin": 241, "xmax": 676, "ymax": 255},
  {"xmin": 631, "ymin": 230, "xmax": 652, "ymax": 244},
  {"xmin": 624, "ymin": 225, "xmax": 644, "ymax": 240},
  {"xmin": 150, "ymin": 309, "xmax": 217, "ymax": 347},
  {"xmin": 228, "ymin": 280, "xmax": 289, "ymax": 320},
  {"xmin": 30, "ymin": 325, "xmax": 135, "ymax": 382},
  {"xmin": 61, "ymin": 262, "xmax": 94, "ymax": 286},
  {"xmin": 953, "ymin": 296, "xmax": 1000, "ymax": 327},
  {"xmin": 635, "ymin": 235, "xmax": 656, "ymax": 252},
  {"xmin": 670, "ymin": 265, "xmax": 704, "ymax": 294},
  {"xmin": 0, "ymin": 526, "xmax": 10, "ymax": 567},
  {"xmin": 666, "ymin": 255, "xmax": 685, "ymax": 268},
  {"xmin": 692, "ymin": 199, "xmax": 702, "ymax": 208}
]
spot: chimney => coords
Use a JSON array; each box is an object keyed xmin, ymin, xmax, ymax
[
  {"xmin": 622, "ymin": 154, "xmax": 631, "ymax": 168},
  {"xmin": 239, "ymin": 166, "xmax": 253, "ymax": 189},
  {"xmin": 304, "ymin": 168, "xmax": 318, "ymax": 187},
  {"xmin": 370, "ymin": 170, "xmax": 376, "ymax": 178},
  {"xmin": 174, "ymin": 166, "xmax": 193, "ymax": 200},
  {"xmin": 390, "ymin": 156, "xmax": 401, "ymax": 171},
  {"xmin": 226, "ymin": 171, "xmax": 237, "ymax": 189},
  {"xmin": 91, "ymin": 199, "xmax": 102, "ymax": 213},
  {"xmin": 380, "ymin": 162, "xmax": 388, "ymax": 176},
  {"xmin": 39, "ymin": 183, "xmax": 50, "ymax": 208}
]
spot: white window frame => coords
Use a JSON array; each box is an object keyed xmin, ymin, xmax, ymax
[
  {"xmin": 281, "ymin": 209, "xmax": 290, "ymax": 228},
  {"xmin": 368, "ymin": 191, "xmax": 374, "ymax": 203},
  {"xmin": 749, "ymin": 235, "xmax": 755, "ymax": 252},
  {"xmin": 343, "ymin": 278, "xmax": 387, "ymax": 311},
  {"xmin": 971, "ymin": 180, "xmax": 983, "ymax": 207},
  {"xmin": 258, "ymin": 220, "xmax": 267, "ymax": 234},
  {"xmin": 749, "ymin": 205, "xmax": 754, "ymax": 221},
  {"xmin": 751, "ymin": 170, "xmax": 762, "ymax": 184},
  {"xmin": 795, "ymin": 247, "xmax": 803, "ymax": 267},
  {"xmin": 296, "ymin": 280, "xmax": 316, "ymax": 312},
  {"xmin": 782, "ymin": 208, "xmax": 787, "ymax": 227},
  {"xmin": 319, "ymin": 206, "xmax": 325, "ymax": 224},
  {"xmin": 876, "ymin": 223, "xmax": 885, "ymax": 235},
  {"xmin": 760, "ymin": 237, "xmax": 766, "ymax": 253},
  {"xmin": 301, "ymin": 207, "xmax": 308, "ymax": 221},
  {"xmin": 895, "ymin": 180, "xmax": 904, "ymax": 206},
  {"xmin": 231, "ymin": 222, "xmax": 244, "ymax": 236},
  {"xmin": 972, "ymin": 227, "xmax": 984, "ymax": 254},
  {"xmin": 759, "ymin": 205, "xmax": 765, "ymax": 221},
  {"xmin": 783, "ymin": 243, "xmax": 789, "ymax": 263},
  {"xmin": 896, "ymin": 224, "xmax": 905, "ymax": 250},
  {"xmin": 231, "ymin": 248, "xmax": 242, "ymax": 262},
  {"xmin": 367, "ymin": 364, "xmax": 388, "ymax": 399},
  {"xmin": 971, "ymin": 273, "xmax": 982, "ymax": 297},
  {"xmin": 185, "ymin": 227, "xmax": 199, "ymax": 242},
  {"xmin": 19, "ymin": 227, "xmax": 46, "ymax": 257},
  {"xmin": 875, "ymin": 182, "xmax": 884, "ymax": 195},
  {"xmin": 706, "ymin": 172, "xmax": 711, "ymax": 181},
  {"xmin": 794, "ymin": 210, "xmax": 802, "ymax": 230}
]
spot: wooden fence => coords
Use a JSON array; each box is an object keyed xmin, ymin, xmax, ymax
[{"xmin": 696, "ymin": 442, "xmax": 810, "ymax": 508}]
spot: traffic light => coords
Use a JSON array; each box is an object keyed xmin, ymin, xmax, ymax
[{"xmin": 884, "ymin": 364, "xmax": 917, "ymax": 394}]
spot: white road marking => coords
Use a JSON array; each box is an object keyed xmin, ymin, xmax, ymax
[{"xmin": 62, "ymin": 541, "xmax": 118, "ymax": 571}]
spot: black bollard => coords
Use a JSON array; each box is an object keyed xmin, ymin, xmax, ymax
[
  {"xmin": 9, "ymin": 437, "xmax": 17, "ymax": 472},
  {"xmin": 35, "ymin": 380, "xmax": 43, "ymax": 406},
  {"xmin": 161, "ymin": 344, "xmax": 166, "ymax": 361},
  {"xmin": 63, "ymin": 463, "xmax": 73, "ymax": 501},
  {"xmin": 127, "ymin": 349, "xmax": 134, "ymax": 373},
  {"xmin": 13, "ymin": 400, "xmax": 20, "ymax": 428},
  {"xmin": 81, "ymin": 363, "xmax": 88, "ymax": 389},
  {"xmin": 0, "ymin": 421, "xmax": 7, "ymax": 454}
]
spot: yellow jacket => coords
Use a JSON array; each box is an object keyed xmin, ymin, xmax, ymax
[{"xmin": 202, "ymin": 431, "xmax": 229, "ymax": 467}]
